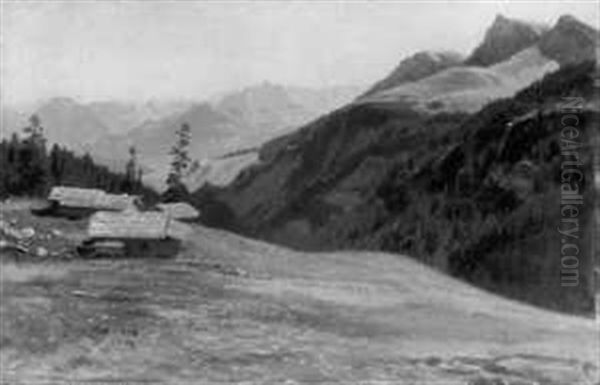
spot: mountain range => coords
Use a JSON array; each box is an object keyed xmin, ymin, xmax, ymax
[
  {"xmin": 356, "ymin": 15, "xmax": 596, "ymax": 114},
  {"xmin": 1, "ymin": 98, "xmax": 193, "ymax": 152},
  {"xmin": 90, "ymin": 83, "xmax": 362, "ymax": 190},
  {"xmin": 1, "ymin": 84, "xmax": 362, "ymax": 190},
  {"xmin": 195, "ymin": 14, "xmax": 599, "ymax": 315}
]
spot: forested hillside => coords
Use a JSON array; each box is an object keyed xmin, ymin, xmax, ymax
[{"xmin": 196, "ymin": 61, "xmax": 597, "ymax": 315}]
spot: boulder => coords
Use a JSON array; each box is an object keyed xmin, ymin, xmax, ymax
[{"xmin": 20, "ymin": 227, "xmax": 36, "ymax": 239}]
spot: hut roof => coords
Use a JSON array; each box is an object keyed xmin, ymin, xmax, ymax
[
  {"xmin": 97, "ymin": 193, "xmax": 139, "ymax": 211},
  {"xmin": 48, "ymin": 186, "xmax": 139, "ymax": 211},
  {"xmin": 48, "ymin": 186, "xmax": 104, "ymax": 208},
  {"xmin": 88, "ymin": 211, "xmax": 173, "ymax": 239},
  {"xmin": 156, "ymin": 202, "xmax": 200, "ymax": 220}
]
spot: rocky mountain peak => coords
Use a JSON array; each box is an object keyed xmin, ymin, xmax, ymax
[
  {"xmin": 556, "ymin": 14, "xmax": 582, "ymax": 26},
  {"xmin": 361, "ymin": 50, "xmax": 463, "ymax": 97},
  {"xmin": 538, "ymin": 14, "xmax": 598, "ymax": 66},
  {"xmin": 465, "ymin": 14, "xmax": 545, "ymax": 66}
]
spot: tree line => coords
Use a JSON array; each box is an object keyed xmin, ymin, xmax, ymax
[
  {"xmin": 0, "ymin": 115, "xmax": 158, "ymax": 202},
  {"xmin": 0, "ymin": 112, "xmax": 197, "ymax": 205}
]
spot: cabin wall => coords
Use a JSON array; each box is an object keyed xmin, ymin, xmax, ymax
[
  {"xmin": 173, "ymin": 216, "xmax": 198, "ymax": 223},
  {"xmin": 53, "ymin": 205, "xmax": 96, "ymax": 219},
  {"xmin": 45, "ymin": 203, "xmax": 135, "ymax": 219},
  {"xmin": 83, "ymin": 237, "xmax": 181, "ymax": 258},
  {"xmin": 123, "ymin": 238, "xmax": 181, "ymax": 258}
]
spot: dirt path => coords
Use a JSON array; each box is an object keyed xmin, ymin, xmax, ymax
[{"xmin": 1, "ymin": 222, "xmax": 597, "ymax": 384}]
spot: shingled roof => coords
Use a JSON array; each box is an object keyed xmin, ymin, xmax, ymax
[
  {"xmin": 88, "ymin": 211, "xmax": 191, "ymax": 240},
  {"xmin": 48, "ymin": 187, "xmax": 104, "ymax": 208},
  {"xmin": 48, "ymin": 186, "xmax": 139, "ymax": 211},
  {"xmin": 89, "ymin": 211, "xmax": 171, "ymax": 239}
]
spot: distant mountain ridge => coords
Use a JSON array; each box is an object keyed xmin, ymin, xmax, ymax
[
  {"xmin": 34, "ymin": 97, "xmax": 111, "ymax": 153},
  {"xmin": 362, "ymin": 51, "xmax": 464, "ymax": 97},
  {"xmin": 358, "ymin": 46, "xmax": 559, "ymax": 113},
  {"xmin": 357, "ymin": 15, "xmax": 596, "ymax": 114},
  {"xmin": 1, "ymin": 98, "xmax": 193, "ymax": 145},
  {"xmin": 90, "ymin": 84, "xmax": 362, "ymax": 190},
  {"xmin": 215, "ymin": 83, "xmax": 361, "ymax": 134},
  {"xmin": 87, "ymin": 99, "xmax": 193, "ymax": 134}
]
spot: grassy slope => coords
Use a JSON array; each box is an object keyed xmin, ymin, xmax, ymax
[{"xmin": 0, "ymin": 203, "xmax": 597, "ymax": 383}]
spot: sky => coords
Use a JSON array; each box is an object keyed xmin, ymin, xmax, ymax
[{"xmin": 1, "ymin": 1, "xmax": 598, "ymax": 106}]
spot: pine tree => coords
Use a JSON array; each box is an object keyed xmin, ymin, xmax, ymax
[
  {"xmin": 23, "ymin": 114, "xmax": 45, "ymax": 145},
  {"xmin": 18, "ymin": 114, "xmax": 48, "ymax": 195},
  {"xmin": 49, "ymin": 143, "xmax": 64, "ymax": 185},
  {"xmin": 164, "ymin": 123, "xmax": 191, "ymax": 202},
  {"xmin": 5, "ymin": 134, "xmax": 21, "ymax": 193},
  {"xmin": 123, "ymin": 145, "xmax": 139, "ymax": 193}
]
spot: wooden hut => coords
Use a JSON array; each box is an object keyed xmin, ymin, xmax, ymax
[
  {"xmin": 80, "ymin": 211, "xmax": 182, "ymax": 258},
  {"xmin": 35, "ymin": 186, "xmax": 141, "ymax": 219}
]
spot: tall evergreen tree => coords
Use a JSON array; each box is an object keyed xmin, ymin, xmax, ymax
[
  {"xmin": 122, "ymin": 145, "xmax": 140, "ymax": 194},
  {"xmin": 18, "ymin": 114, "xmax": 48, "ymax": 195},
  {"xmin": 163, "ymin": 122, "xmax": 191, "ymax": 202},
  {"xmin": 49, "ymin": 143, "xmax": 65, "ymax": 185}
]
